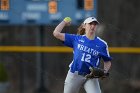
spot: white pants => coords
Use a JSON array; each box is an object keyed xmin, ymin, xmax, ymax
[{"xmin": 64, "ymin": 70, "xmax": 101, "ymax": 93}]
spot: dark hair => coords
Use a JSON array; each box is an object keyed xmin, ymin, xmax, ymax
[{"xmin": 77, "ymin": 23, "xmax": 85, "ymax": 35}]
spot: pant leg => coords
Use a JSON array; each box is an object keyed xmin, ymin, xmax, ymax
[
  {"xmin": 84, "ymin": 79, "xmax": 101, "ymax": 93},
  {"xmin": 64, "ymin": 71, "xmax": 86, "ymax": 93}
]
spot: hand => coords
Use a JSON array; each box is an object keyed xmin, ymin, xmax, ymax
[
  {"xmin": 63, "ymin": 17, "xmax": 72, "ymax": 26},
  {"xmin": 85, "ymin": 67, "xmax": 109, "ymax": 79},
  {"xmin": 100, "ymin": 72, "xmax": 109, "ymax": 80}
]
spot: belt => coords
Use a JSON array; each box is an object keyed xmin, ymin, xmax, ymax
[
  {"xmin": 70, "ymin": 70, "xmax": 87, "ymax": 77},
  {"xmin": 77, "ymin": 71, "xmax": 87, "ymax": 77}
]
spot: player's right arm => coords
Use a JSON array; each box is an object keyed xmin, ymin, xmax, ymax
[
  {"xmin": 53, "ymin": 17, "xmax": 71, "ymax": 41},
  {"xmin": 53, "ymin": 21, "xmax": 66, "ymax": 41}
]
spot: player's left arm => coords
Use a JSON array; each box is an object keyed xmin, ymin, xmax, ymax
[
  {"xmin": 104, "ymin": 61, "xmax": 111, "ymax": 73},
  {"xmin": 101, "ymin": 43, "xmax": 112, "ymax": 73}
]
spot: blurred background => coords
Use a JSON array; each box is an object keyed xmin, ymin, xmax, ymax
[{"xmin": 0, "ymin": 0, "xmax": 140, "ymax": 93}]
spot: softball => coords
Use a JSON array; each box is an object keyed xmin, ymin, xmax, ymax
[{"xmin": 64, "ymin": 17, "xmax": 72, "ymax": 22}]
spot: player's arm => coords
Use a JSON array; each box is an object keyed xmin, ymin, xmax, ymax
[
  {"xmin": 53, "ymin": 17, "xmax": 71, "ymax": 41},
  {"xmin": 104, "ymin": 61, "xmax": 111, "ymax": 73},
  {"xmin": 53, "ymin": 21, "xmax": 66, "ymax": 41}
]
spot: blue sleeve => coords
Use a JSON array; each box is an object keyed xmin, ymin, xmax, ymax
[
  {"xmin": 63, "ymin": 33, "xmax": 76, "ymax": 48},
  {"xmin": 101, "ymin": 44, "xmax": 112, "ymax": 62}
]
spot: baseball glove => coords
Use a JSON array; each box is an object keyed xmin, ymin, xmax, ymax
[{"xmin": 85, "ymin": 67, "xmax": 109, "ymax": 79}]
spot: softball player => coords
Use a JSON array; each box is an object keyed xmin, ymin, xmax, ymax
[{"xmin": 53, "ymin": 17, "xmax": 112, "ymax": 93}]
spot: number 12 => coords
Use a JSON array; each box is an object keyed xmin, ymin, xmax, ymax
[{"xmin": 81, "ymin": 53, "xmax": 91, "ymax": 63}]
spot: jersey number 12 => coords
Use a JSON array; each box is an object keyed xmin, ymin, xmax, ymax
[{"xmin": 81, "ymin": 53, "xmax": 91, "ymax": 63}]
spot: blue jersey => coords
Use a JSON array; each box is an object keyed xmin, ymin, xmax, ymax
[{"xmin": 64, "ymin": 33, "xmax": 112, "ymax": 74}]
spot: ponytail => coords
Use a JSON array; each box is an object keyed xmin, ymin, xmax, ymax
[{"xmin": 77, "ymin": 23, "xmax": 85, "ymax": 35}]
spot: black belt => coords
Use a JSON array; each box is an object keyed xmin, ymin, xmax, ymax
[
  {"xmin": 70, "ymin": 70, "xmax": 88, "ymax": 77},
  {"xmin": 78, "ymin": 71, "xmax": 87, "ymax": 77}
]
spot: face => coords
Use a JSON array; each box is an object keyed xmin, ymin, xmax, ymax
[{"xmin": 84, "ymin": 21, "xmax": 98, "ymax": 34}]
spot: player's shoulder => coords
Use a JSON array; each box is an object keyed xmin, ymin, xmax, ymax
[
  {"xmin": 96, "ymin": 36, "xmax": 108, "ymax": 46},
  {"xmin": 65, "ymin": 33, "xmax": 78, "ymax": 38},
  {"xmin": 65, "ymin": 33, "xmax": 82, "ymax": 41},
  {"xmin": 74, "ymin": 34, "xmax": 85, "ymax": 39}
]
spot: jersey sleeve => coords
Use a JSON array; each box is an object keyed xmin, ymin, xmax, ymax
[
  {"xmin": 63, "ymin": 33, "xmax": 76, "ymax": 48},
  {"xmin": 101, "ymin": 44, "xmax": 112, "ymax": 62}
]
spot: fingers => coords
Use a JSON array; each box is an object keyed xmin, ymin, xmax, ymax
[
  {"xmin": 85, "ymin": 74, "xmax": 94, "ymax": 79},
  {"xmin": 89, "ymin": 67, "xmax": 94, "ymax": 72},
  {"xmin": 63, "ymin": 17, "xmax": 72, "ymax": 25}
]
